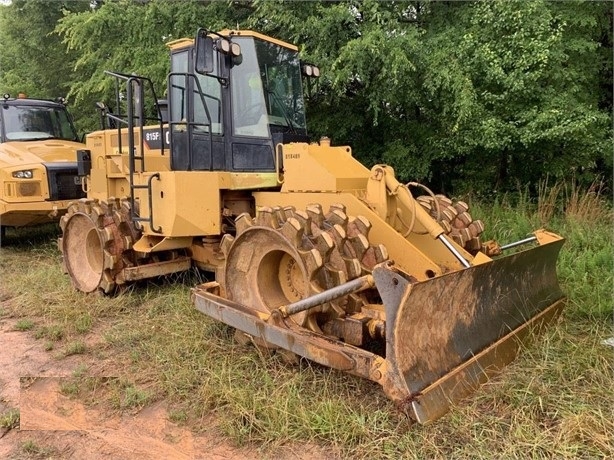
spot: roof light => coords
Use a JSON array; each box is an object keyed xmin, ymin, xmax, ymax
[
  {"xmin": 301, "ymin": 64, "xmax": 320, "ymax": 78},
  {"xmin": 218, "ymin": 38, "xmax": 230, "ymax": 54},
  {"xmin": 217, "ymin": 39, "xmax": 241, "ymax": 58},
  {"xmin": 231, "ymin": 42, "xmax": 241, "ymax": 57}
]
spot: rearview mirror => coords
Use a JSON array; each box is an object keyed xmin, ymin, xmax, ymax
[{"xmin": 195, "ymin": 29, "xmax": 214, "ymax": 74}]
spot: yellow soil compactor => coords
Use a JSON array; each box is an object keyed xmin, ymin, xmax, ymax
[
  {"xmin": 0, "ymin": 94, "xmax": 86, "ymax": 238},
  {"xmin": 59, "ymin": 29, "xmax": 565, "ymax": 423}
]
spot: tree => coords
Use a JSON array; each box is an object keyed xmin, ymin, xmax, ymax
[
  {"xmin": 55, "ymin": 0, "xmax": 254, "ymax": 132},
  {"xmin": 0, "ymin": 0, "xmax": 90, "ymax": 104},
  {"xmin": 249, "ymin": 0, "xmax": 612, "ymax": 192},
  {"xmin": 2, "ymin": 0, "xmax": 608, "ymax": 193},
  {"xmin": 424, "ymin": 0, "xmax": 611, "ymax": 192}
]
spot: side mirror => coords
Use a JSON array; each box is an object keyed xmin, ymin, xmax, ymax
[{"xmin": 195, "ymin": 29, "xmax": 214, "ymax": 74}]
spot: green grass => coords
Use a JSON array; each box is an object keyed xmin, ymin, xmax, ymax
[
  {"xmin": 117, "ymin": 383, "xmax": 152, "ymax": 410},
  {"xmin": 63, "ymin": 340, "xmax": 87, "ymax": 356},
  {"xmin": 19, "ymin": 439, "xmax": 56, "ymax": 458},
  {"xmin": 34, "ymin": 324, "xmax": 65, "ymax": 341},
  {"xmin": 0, "ymin": 408, "xmax": 19, "ymax": 430},
  {"xmin": 14, "ymin": 319, "xmax": 35, "ymax": 331},
  {"xmin": 0, "ymin": 185, "xmax": 611, "ymax": 458},
  {"xmin": 168, "ymin": 408, "xmax": 188, "ymax": 424}
]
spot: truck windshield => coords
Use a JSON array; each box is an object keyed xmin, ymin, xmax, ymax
[
  {"xmin": 1, "ymin": 104, "xmax": 78, "ymax": 142},
  {"xmin": 231, "ymin": 37, "xmax": 307, "ymax": 137}
]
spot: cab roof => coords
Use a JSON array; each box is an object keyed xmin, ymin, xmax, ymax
[
  {"xmin": 166, "ymin": 29, "xmax": 298, "ymax": 52},
  {"xmin": 1, "ymin": 97, "xmax": 65, "ymax": 108}
]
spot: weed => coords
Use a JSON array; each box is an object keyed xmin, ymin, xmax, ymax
[
  {"xmin": 72, "ymin": 363, "xmax": 88, "ymax": 378},
  {"xmin": 564, "ymin": 180, "xmax": 610, "ymax": 223},
  {"xmin": 64, "ymin": 341, "xmax": 86, "ymax": 356},
  {"xmin": 60, "ymin": 381, "xmax": 80, "ymax": 396},
  {"xmin": 118, "ymin": 384, "xmax": 151, "ymax": 410},
  {"xmin": 0, "ymin": 408, "xmax": 19, "ymax": 429},
  {"xmin": 20, "ymin": 439, "xmax": 55, "ymax": 457},
  {"xmin": 14, "ymin": 318, "xmax": 34, "ymax": 331},
  {"xmin": 35, "ymin": 324, "xmax": 65, "ymax": 341},
  {"xmin": 537, "ymin": 178, "xmax": 562, "ymax": 224},
  {"xmin": 75, "ymin": 313, "xmax": 93, "ymax": 334},
  {"xmin": 168, "ymin": 408, "xmax": 188, "ymax": 424}
]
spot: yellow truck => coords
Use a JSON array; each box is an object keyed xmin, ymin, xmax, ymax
[{"xmin": 0, "ymin": 94, "xmax": 86, "ymax": 239}]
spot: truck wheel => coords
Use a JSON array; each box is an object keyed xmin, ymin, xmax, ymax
[{"xmin": 60, "ymin": 198, "xmax": 140, "ymax": 294}]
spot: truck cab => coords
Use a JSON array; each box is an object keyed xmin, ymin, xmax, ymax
[{"xmin": 0, "ymin": 94, "xmax": 86, "ymax": 234}]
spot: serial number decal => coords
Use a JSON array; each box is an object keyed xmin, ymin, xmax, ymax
[
  {"xmin": 143, "ymin": 127, "xmax": 170, "ymax": 150},
  {"xmin": 284, "ymin": 153, "xmax": 300, "ymax": 160}
]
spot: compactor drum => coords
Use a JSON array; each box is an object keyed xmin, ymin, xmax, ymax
[{"xmin": 61, "ymin": 28, "xmax": 565, "ymax": 423}]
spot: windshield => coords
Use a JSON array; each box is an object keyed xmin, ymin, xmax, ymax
[
  {"xmin": 1, "ymin": 104, "xmax": 78, "ymax": 142},
  {"xmin": 231, "ymin": 37, "xmax": 307, "ymax": 137}
]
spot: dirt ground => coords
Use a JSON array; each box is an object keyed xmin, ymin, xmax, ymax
[{"xmin": 0, "ymin": 318, "xmax": 329, "ymax": 460}]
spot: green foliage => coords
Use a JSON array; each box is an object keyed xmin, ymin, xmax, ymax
[
  {"xmin": 54, "ymin": 0, "xmax": 253, "ymax": 133},
  {"xmin": 0, "ymin": 0, "xmax": 92, "ymax": 130},
  {"xmin": 0, "ymin": 0, "xmax": 610, "ymax": 192},
  {"xmin": 437, "ymin": 0, "xmax": 611, "ymax": 191},
  {"xmin": 0, "ymin": 0, "xmax": 89, "ymax": 97},
  {"xmin": 14, "ymin": 318, "xmax": 34, "ymax": 331},
  {"xmin": 256, "ymin": 0, "xmax": 611, "ymax": 191}
]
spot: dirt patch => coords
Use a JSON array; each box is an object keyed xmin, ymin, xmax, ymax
[{"xmin": 0, "ymin": 318, "xmax": 330, "ymax": 459}]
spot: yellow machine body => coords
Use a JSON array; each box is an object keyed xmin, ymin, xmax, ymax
[{"xmin": 60, "ymin": 29, "xmax": 565, "ymax": 423}]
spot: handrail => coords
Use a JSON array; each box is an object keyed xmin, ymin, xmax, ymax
[{"xmin": 103, "ymin": 70, "xmax": 166, "ymax": 234}]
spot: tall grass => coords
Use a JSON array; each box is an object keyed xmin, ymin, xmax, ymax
[
  {"xmin": 0, "ymin": 182, "xmax": 612, "ymax": 458},
  {"xmin": 471, "ymin": 179, "xmax": 613, "ymax": 320}
]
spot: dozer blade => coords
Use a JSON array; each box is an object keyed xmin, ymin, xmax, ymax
[
  {"xmin": 192, "ymin": 232, "xmax": 564, "ymax": 424},
  {"xmin": 374, "ymin": 233, "xmax": 565, "ymax": 423}
]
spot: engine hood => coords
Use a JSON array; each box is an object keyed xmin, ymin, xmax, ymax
[{"xmin": 0, "ymin": 139, "xmax": 85, "ymax": 168}]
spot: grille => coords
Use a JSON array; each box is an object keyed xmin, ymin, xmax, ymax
[
  {"xmin": 45, "ymin": 163, "xmax": 87, "ymax": 201},
  {"xmin": 18, "ymin": 182, "xmax": 40, "ymax": 197}
]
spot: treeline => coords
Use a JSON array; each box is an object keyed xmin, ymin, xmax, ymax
[{"xmin": 0, "ymin": 0, "xmax": 611, "ymax": 194}]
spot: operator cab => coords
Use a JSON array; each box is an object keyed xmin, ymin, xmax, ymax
[
  {"xmin": 168, "ymin": 30, "xmax": 313, "ymax": 172},
  {"xmin": 0, "ymin": 95, "xmax": 79, "ymax": 143}
]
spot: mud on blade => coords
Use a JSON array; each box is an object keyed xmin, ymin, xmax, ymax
[{"xmin": 374, "ymin": 232, "xmax": 565, "ymax": 423}]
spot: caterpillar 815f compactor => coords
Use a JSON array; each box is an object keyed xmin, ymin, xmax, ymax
[
  {"xmin": 0, "ymin": 94, "xmax": 86, "ymax": 237},
  {"xmin": 60, "ymin": 29, "xmax": 565, "ymax": 423}
]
